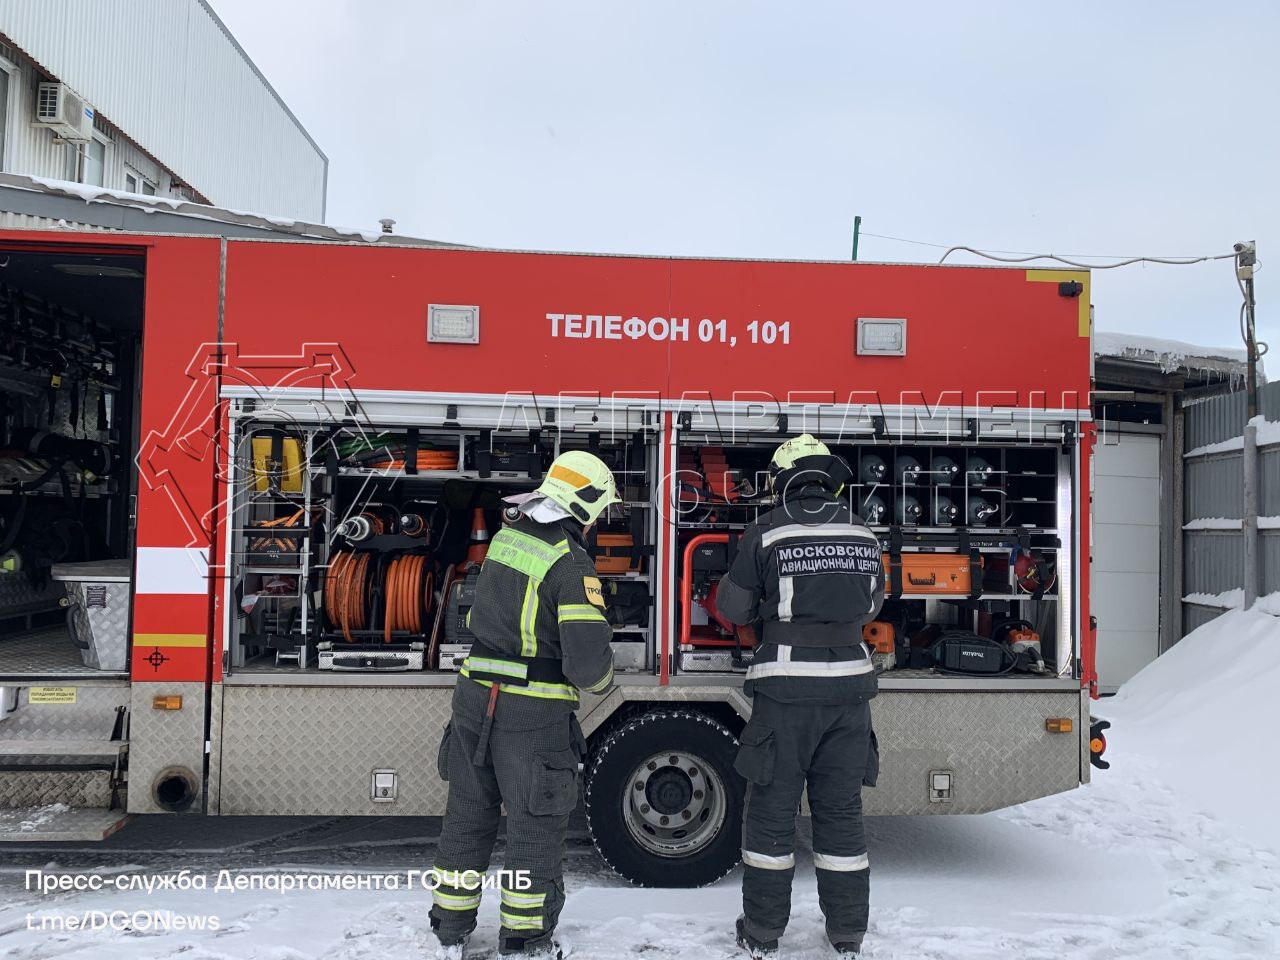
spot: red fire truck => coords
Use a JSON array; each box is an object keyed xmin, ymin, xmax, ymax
[{"xmin": 0, "ymin": 225, "xmax": 1103, "ymax": 884}]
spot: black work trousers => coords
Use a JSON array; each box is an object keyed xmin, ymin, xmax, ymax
[
  {"xmin": 429, "ymin": 680, "xmax": 580, "ymax": 951},
  {"xmin": 734, "ymin": 692, "xmax": 878, "ymax": 947}
]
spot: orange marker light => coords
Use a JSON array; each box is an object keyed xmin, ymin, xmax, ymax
[
  {"xmin": 1045, "ymin": 718, "xmax": 1073, "ymax": 733},
  {"xmin": 1090, "ymin": 737, "xmax": 1105, "ymax": 753},
  {"xmin": 153, "ymin": 695, "xmax": 183, "ymax": 711}
]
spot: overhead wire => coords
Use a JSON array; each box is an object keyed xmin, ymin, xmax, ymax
[
  {"xmin": 936, "ymin": 246, "xmax": 1237, "ymax": 269},
  {"xmin": 863, "ymin": 229, "xmax": 1265, "ymax": 358},
  {"xmin": 858, "ymin": 230, "xmax": 1238, "ymax": 265},
  {"xmin": 862, "ymin": 227, "xmax": 1268, "ymax": 395},
  {"xmin": 1235, "ymin": 261, "xmax": 1269, "ymax": 358}
]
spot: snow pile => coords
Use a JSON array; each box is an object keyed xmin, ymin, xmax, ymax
[
  {"xmin": 1098, "ymin": 607, "xmax": 1280, "ymax": 854},
  {"xmin": 1095, "ymin": 330, "xmax": 1247, "ymax": 375}
]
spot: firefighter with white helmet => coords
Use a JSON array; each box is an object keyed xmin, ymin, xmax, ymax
[
  {"xmin": 716, "ymin": 434, "xmax": 884, "ymax": 958},
  {"xmin": 429, "ymin": 450, "xmax": 620, "ymax": 959}
]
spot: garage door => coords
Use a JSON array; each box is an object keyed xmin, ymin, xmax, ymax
[{"xmin": 1092, "ymin": 433, "xmax": 1161, "ymax": 693}]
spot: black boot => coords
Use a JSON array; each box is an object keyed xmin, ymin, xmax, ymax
[
  {"xmin": 833, "ymin": 938, "xmax": 863, "ymax": 956},
  {"xmin": 498, "ymin": 932, "xmax": 563, "ymax": 958},
  {"xmin": 429, "ymin": 915, "xmax": 471, "ymax": 959},
  {"xmin": 735, "ymin": 916, "xmax": 780, "ymax": 959}
]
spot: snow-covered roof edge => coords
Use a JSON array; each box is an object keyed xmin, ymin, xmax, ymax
[
  {"xmin": 1095, "ymin": 330, "xmax": 1249, "ymax": 377},
  {"xmin": 0, "ymin": 172, "xmax": 458, "ymax": 247}
]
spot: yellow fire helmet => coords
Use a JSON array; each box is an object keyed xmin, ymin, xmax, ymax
[
  {"xmin": 769, "ymin": 433, "xmax": 831, "ymax": 472},
  {"xmin": 536, "ymin": 450, "xmax": 622, "ymax": 526},
  {"xmin": 768, "ymin": 433, "xmax": 851, "ymax": 495}
]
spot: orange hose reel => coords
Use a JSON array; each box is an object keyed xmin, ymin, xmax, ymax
[
  {"xmin": 383, "ymin": 553, "xmax": 434, "ymax": 642},
  {"xmin": 325, "ymin": 550, "xmax": 434, "ymax": 643},
  {"xmin": 324, "ymin": 550, "xmax": 371, "ymax": 643}
]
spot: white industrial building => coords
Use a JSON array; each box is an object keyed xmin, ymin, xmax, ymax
[
  {"xmin": 1091, "ymin": 332, "xmax": 1250, "ymax": 693},
  {"xmin": 0, "ymin": 0, "xmax": 326, "ymax": 221}
]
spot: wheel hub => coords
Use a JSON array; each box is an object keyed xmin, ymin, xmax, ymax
[
  {"xmin": 646, "ymin": 766, "xmax": 693, "ymax": 815},
  {"xmin": 622, "ymin": 750, "xmax": 727, "ymax": 858}
]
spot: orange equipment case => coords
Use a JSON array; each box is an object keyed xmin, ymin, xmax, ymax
[
  {"xmin": 594, "ymin": 534, "xmax": 641, "ymax": 575},
  {"xmin": 883, "ymin": 553, "xmax": 984, "ymax": 596}
]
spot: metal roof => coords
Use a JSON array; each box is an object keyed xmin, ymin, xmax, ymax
[
  {"xmin": 0, "ymin": 172, "xmax": 454, "ymax": 245},
  {"xmin": 1094, "ymin": 330, "xmax": 1253, "ymax": 394}
]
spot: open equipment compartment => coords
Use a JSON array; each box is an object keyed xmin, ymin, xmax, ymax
[
  {"xmin": 670, "ymin": 424, "xmax": 1073, "ymax": 685},
  {"xmin": 223, "ymin": 401, "xmax": 660, "ymax": 679},
  {"xmin": 224, "ymin": 393, "xmax": 1075, "ymax": 688},
  {"xmin": 0, "ymin": 246, "xmax": 145, "ymax": 680},
  {"xmin": 0, "ymin": 241, "xmax": 146, "ymax": 842}
]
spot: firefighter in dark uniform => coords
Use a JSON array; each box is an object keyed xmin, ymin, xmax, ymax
[
  {"xmin": 429, "ymin": 451, "xmax": 620, "ymax": 959},
  {"xmin": 716, "ymin": 435, "xmax": 884, "ymax": 958}
]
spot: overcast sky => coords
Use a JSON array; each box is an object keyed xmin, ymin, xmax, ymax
[{"xmin": 212, "ymin": 0, "xmax": 1277, "ymax": 365}]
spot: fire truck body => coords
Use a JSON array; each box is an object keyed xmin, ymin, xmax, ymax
[{"xmin": 0, "ymin": 230, "xmax": 1096, "ymax": 880}]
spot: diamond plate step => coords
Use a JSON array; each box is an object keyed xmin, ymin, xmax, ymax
[
  {"xmin": 0, "ymin": 739, "xmax": 127, "ymax": 769},
  {"xmin": 0, "ymin": 805, "xmax": 128, "ymax": 841},
  {"xmin": 1, "ymin": 740, "xmax": 126, "ymax": 814}
]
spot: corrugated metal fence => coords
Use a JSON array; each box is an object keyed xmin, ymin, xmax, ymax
[{"xmin": 1182, "ymin": 379, "xmax": 1280, "ymax": 632}]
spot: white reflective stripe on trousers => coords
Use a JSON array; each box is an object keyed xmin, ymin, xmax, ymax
[
  {"xmin": 742, "ymin": 849, "xmax": 796, "ymax": 870},
  {"xmin": 813, "ymin": 851, "xmax": 870, "ymax": 872},
  {"xmin": 746, "ymin": 658, "xmax": 875, "ymax": 681},
  {"xmin": 761, "ymin": 523, "xmax": 880, "ymax": 549}
]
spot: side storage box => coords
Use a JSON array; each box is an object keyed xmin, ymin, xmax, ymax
[{"xmin": 51, "ymin": 560, "xmax": 132, "ymax": 671}]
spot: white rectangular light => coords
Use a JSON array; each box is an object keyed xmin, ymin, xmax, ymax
[
  {"xmin": 856, "ymin": 317, "xmax": 907, "ymax": 356},
  {"xmin": 428, "ymin": 304, "xmax": 480, "ymax": 343}
]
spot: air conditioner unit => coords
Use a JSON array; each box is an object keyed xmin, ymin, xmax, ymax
[{"xmin": 34, "ymin": 82, "xmax": 94, "ymax": 142}]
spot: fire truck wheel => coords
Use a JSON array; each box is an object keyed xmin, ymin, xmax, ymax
[{"xmin": 584, "ymin": 709, "xmax": 744, "ymax": 887}]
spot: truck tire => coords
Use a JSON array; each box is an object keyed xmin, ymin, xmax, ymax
[{"xmin": 584, "ymin": 709, "xmax": 744, "ymax": 887}]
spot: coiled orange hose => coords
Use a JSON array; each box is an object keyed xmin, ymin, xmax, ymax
[
  {"xmin": 324, "ymin": 550, "xmax": 371, "ymax": 643},
  {"xmin": 366, "ymin": 451, "xmax": 459, "ymax": 471},
  {"xmin": 327, "ymin": 550, "xmax": 435, "ymax": 643},
  {"xmin": 383, "ymin": 553, "xmax": 434, "ymax": 642}
]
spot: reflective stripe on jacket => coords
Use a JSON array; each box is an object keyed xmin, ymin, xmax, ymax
[
  {"xmin": 462, "ymin": 516, "xmax": 614, "ymax": 704},
  {"xmin": 717, "ymin": 484, "xmax": 883, "ymax": 702}
]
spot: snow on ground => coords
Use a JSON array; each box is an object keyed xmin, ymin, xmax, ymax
[
  {"xmin": 1, "ymin": 611, "xmax": 1278, "ymax": 959},
  {"xmin": 1096, "ymin": 607, "xmax": 1280, "ymax": 857},
  {"xmin": 0, "ymin": 804, "xmax": 69, "ymax": 834}
]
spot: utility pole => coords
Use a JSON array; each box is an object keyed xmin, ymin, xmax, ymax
[
  {"xmin": 851, "ymin": 216, "xmax": 861, "ymax": 262},
  {"xmin": 1235, "ymin": 241, "xmax": 1261, "ymax": 608},
  {"xmin": 1235, "ymin": 240, "xmax": 1259, "ymax": 419},
  {"xmin": 1244, "ymin": 419, "xmax": 1259, "ymax": 608}
]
